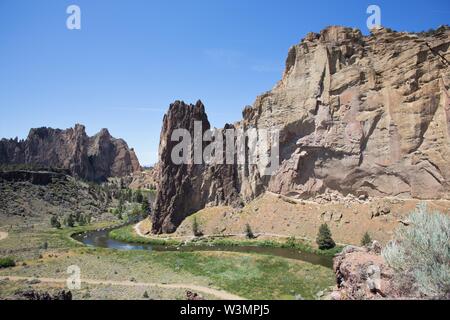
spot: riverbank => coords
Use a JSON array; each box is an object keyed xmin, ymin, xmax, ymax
[{"xmin": 110, "ymin": 223, "xmax": 343, "ymax": 258}]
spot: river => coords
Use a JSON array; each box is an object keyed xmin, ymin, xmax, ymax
[{"xmin": 72, "ymin": 228, "xmax": 334, "ymax": 268}]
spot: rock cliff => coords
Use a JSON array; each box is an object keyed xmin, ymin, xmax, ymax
[
  {"xmin": 153, "ymin": 26, "xmax": 450, "ymax": 233},
  {"xmin": 0, "ymin": 124, "xmax": 141, "ymax": 182},
  {"xmin": 152, "ymin": 101, "xmax": 241, "ymax": 233}
]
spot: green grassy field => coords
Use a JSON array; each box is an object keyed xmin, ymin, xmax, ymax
[{"xmin": 0, "ymin": 219, "xmax": 336, "ymax": 300}]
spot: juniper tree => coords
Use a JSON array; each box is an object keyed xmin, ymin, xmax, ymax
[
  {"xmin": 245, "ymin": 223, "xmax": 255, "ymax": 239},
  {"xmin": 361, "ymin": 232, "xmax": 372, "ymax": 247},
  {"xmin": 316, "ymin": 224, "xmax": 336, "ymax": 250}
]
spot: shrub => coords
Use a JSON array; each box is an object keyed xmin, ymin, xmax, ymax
[
  {"xmin": 382, "ymin": 203, "xmax": 450, "ymax": 299},
  {"xmin": 65, "ymin": 214, "xmax": 75, "ymax": 228},
  {"xmin": 78, "ymin": 215, "xmax": 86, "ymax": 226},
  {"xmin": 245, "ymin": 223, "xmax": 255, "ymax": 239},
  {"xmin": 316, "ymin": 224, "xmax": 336, "ymax": 250},
  {"xmin": 134, "ymin": 189, "xmax": 144, "ymax": 204},
  {"xmin": 141, "ymin": 201, "xmax": 150, "ymax": 216},
  {"xmin": 50, "ymin": 216, "xmax": 61, "ymax": 229},
  {"xmin": 192, "ymin": 217, "xmax": 203, "ymax": 237},
  {"xmin": 361, "ymin": 232, "xmax": 372, "ymax": 247},
  {"xmin": 0, "ymin": 257, "xmax": 16, "ymax": 268}
]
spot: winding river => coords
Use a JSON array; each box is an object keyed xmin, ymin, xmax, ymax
[{"xmin": 73, "ymin": 228, "xmax": 333, "ymax": 268}]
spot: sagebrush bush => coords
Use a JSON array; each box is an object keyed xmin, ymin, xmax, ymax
[
  {"xmin": 382, "ymin": 203, "xmax": 450, "ymax": 299},
  {"xmin": 0, "ymin": 257, "xmax": 16, "ymax": 268}
]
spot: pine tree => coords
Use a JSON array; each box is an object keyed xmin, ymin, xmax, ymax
[{"xmin": 316, "ymin": 224, "xmax": 336, "ymax": 250}]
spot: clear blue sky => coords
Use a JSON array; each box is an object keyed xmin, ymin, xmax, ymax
[{"xmin": 0, "ymin": 0, "xmax": 448, "ymax": 165}]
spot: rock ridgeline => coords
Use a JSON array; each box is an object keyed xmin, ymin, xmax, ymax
[
  {"xmin": 0, "ymin": 124, "xmax": 141, "ymax": 182},
  {"xmin": 153, "ymin": 25, "xmax": 450, "ymax": 233}
]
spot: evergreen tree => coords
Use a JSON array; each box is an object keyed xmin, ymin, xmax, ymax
[
  {"xmin": 50, "ymin": 216, "xmax": 61, "ymax": 229},
  {"xmin": 118, "ymin": 197, "xmax": 124, "ymax": 214},
  {"xmin": 141, "ymin": 201, "xmax": 150, "ymax": 216},
  {"xmin": 66, "ymin": 214, "xmax": 75, "ymax": 228},
  {"xmin": 78, "ymin": 215, "xmax": 86, "ymax": 226},
  {"xmin": 316, "ymin": 224, "xmax": 336, "ymax": 250},
  {"xmin": 192, "ymin": 217, "xmax": 202, "ymax": 237},
  {"xmin": 135, "ymin": 189, "xmax": 144, "ymax": 203},
  {"xmin": 245, "ymin": 223, "xmax": 255, "ymax": 239},
  {"xmin": 361, "ymin": 232, "xmax": 372, "ymax": 247}
]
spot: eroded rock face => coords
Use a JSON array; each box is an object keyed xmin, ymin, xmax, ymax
[
  {"xmin": 152, "ymin": 101, "xmax": 241, "ymax": 233},
  {"xmin": 0, "ymin": 124, "xmax": 141, "ymax": 182},
  {"xmin": 332, "ymin": 243, "xmax": 396, "ymax": 300},
  {"xmin": 153, "ymin": 26, "xmax": 450, "ymax": 233},
  {"xmin": 257, "ymin": 26, "xmax": 450, "ymax": 200}
]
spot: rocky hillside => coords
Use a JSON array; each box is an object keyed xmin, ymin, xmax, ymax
[
  {"xmin": 0, "ymin": 124, "xmax": 141, "ymax": 182},
  {"xmin": 152, "ymin": 25, "xmax": 450, "ymax": 234},
  {"xmin": 0, "ymin": 170, "xmax": 113, "ymax": 219}
]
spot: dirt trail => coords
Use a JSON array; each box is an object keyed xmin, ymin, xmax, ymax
[
  {"xmin": 0, "ymin": 231, "xmax": 8, "ymax": 241},
  {"xmin": 0, "ymin": 276, "xmax": 245, "ymax": 300},
  {"xmin": 134, "ymin": 220, "xmax": 349, "ymax": 246}
]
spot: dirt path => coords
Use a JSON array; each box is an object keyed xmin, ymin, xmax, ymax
[
  {"xmin": 0, "ymin": 276, "xmax": 245, "ymax": 300},
  {"xmin": 0, "ymin": 231, "xmax": 8, "ymax": 241}
]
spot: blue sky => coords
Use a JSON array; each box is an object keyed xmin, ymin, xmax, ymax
[{"xmin": 0, "ymin": 0, "xmax": 448, "ymax": 165}]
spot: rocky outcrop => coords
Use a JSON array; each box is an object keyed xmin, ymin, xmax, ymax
[
  {"xmin": 331, "ymin": 243, "xmax": 396, "ymax": 300},
  {"xmin": 0, "ymin": 170, "xmax": 68, "ymax": 185},
  {"xmin": 127, "ymin": 167, "xmax": 159, "ymax": 190},
  {"xmin": 152, "ymin": 101, "xmax": 241, "ymax": 233},
  {"xmin": 0, "ymin": 124, "xmax": 141, "ymax": 182},
  {"xmin": 13, "ymin": 290, "xmax": 72, "ymax": 300},
  {"xmin": 153, "ymin": 26, "xmax": 450, "ymax": 233},
  {"xmin": 0, "ymin": 170, "xmax": 114, "ymax": 218},
  {"xmin": 258, "ymin": 26, "xmax": 450, "ymax": 200}
]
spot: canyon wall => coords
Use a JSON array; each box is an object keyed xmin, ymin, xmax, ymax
[
  {"xmin": 0, "ymin": 124, "xmax": 141, "ymax": 182},
  {"xmin": 153, "ymin": 26, "xmax": 450, "ymax": 233}
]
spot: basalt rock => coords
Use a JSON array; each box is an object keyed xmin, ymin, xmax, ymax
[
  {"xmin": 153, "ymin": 26, "xmax": 450, "ymax": 233},
  {"xmin": 260, "ymin": 26, "xmax": 450, "ymax": 200},
  {"xmin": 332, "ymin": 244, "xmax": 396, "ymax": 300},
  {"xmin": 152, "ymin": 101, "xmax": 241, "ymax": 234},
  {"xmin": 14, "ymin": 289, "xmax": 72, "ymax": 301},
  {"xmin": 0, "ymin": 124, "xmax": 141, "ymax": 182}
]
